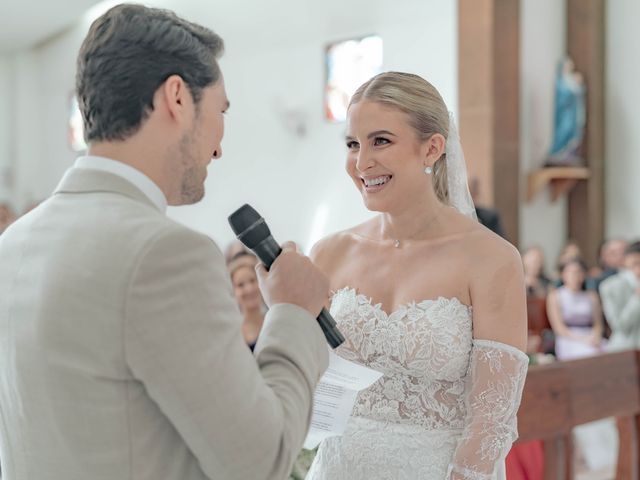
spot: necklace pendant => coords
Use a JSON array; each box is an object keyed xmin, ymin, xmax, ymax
[{"xmin": 394, "ymin": 239, "xmax": 401, "ymax": 248}]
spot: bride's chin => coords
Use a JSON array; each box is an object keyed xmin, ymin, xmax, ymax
[{"xmin": 361, "ymin": 198, "xmax": 388, "ymax": 213}]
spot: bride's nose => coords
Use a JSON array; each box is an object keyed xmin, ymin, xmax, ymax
[{"xmin": 355, "ymin": 148, "xmax": 376, "ymax": 172}]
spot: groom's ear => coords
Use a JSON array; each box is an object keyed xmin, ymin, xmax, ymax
[{"xmin": 158, "ymin": 74, "xmax": 191, "ymax": 124}]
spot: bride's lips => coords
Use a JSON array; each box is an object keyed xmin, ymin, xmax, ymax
[{"xmin": 361, "ymin": 175, "xmax": 393, "ymax": 193}]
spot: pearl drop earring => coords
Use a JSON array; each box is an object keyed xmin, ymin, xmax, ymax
[{"xmin": 424, "ymin": 166, "xmax": 433, "ymax": 175}]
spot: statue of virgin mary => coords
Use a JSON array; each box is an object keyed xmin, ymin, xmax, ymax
[{"xmin": 546, "ymin": 57, "xmax": 586, "ymax": 166}]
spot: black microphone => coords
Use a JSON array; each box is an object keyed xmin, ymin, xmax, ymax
[{"xmin": 228, "ymin": 204, "xmax": 345, "ymax": 349}]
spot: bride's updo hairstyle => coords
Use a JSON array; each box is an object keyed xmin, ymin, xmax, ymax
[{"xmin": 348, "ymin": 72, "xmax": 450, "ymax": 205}]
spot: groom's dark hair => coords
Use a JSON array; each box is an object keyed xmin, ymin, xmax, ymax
[{"xmin": 76, "ymin": 4, "xmax": 224, "ymax": 143}]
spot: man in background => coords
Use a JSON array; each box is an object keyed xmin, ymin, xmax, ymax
[
  {"xmin": 468, "ymin": 177, "xmax": 506, "ymax": 238},
  {"xmin": 588, "ymin": 238, "xmax": 628, "ymax": 291},
  {"xmin": 600, "ymin": 241, "xmax": 640, "ymax": 351}
]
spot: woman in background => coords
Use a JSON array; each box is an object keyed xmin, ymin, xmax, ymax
[
  {"xmin": 227, "ymin": 251, "xmax": 265, "ymax": 351},
  {"xmin": 547, "ymin": 258, "xmax": 604, "ymax": 360},
  {"xmin": 547, "ymin": 261, "xmax": 617, "ymax": 478}
]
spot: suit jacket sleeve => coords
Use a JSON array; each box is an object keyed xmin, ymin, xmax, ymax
[{"xmin": 124, "ymin": 227, "xmax": 328, "ymax": 480}]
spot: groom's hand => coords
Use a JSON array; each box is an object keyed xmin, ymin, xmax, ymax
[{"xmin": 256, "ymin": 241, "xmax": 329, "ymax": 318}]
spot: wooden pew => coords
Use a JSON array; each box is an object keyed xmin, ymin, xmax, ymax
[
  {"xmin": 526, "ymin": 295, "xmax": 554, "ymax": 353},
  {"xmin": 517, "ymin": 350, "xmax": 640, "ymax": 479},
  {"xmin": 527, "ymin": 295, "xmax": 551, "ymax": 339}
]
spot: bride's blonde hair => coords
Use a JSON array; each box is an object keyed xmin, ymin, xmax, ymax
[{"xmin": 348, "ymin": 72, "xmax": 450, "ymax": 205}]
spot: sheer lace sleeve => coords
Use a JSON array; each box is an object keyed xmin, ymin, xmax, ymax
[{"xmin": 447, "ymin": 339, "xmax": 528, "ymax": 480}]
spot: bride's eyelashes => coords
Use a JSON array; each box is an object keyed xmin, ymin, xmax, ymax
[{"xmin": 345, "ymin": 137, "xmax": 391, "ymax": 150}]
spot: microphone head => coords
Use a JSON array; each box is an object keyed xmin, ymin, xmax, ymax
[{"xmin": 228, "ymin": 204, "xmax": 272, "ymax": 249}]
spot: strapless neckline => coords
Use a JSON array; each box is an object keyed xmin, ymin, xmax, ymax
[{"xmin": 331, "ymin": 286, "xmax": 472, "ymax": 318}]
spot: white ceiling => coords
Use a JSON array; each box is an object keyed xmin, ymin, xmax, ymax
[
  {"xmin": 0, "ymin": 0, "xmax": 413, "ymax": 55},
  {"xmin": 0, "ymin": 0, "xmax": 103, "ymax": 53}
]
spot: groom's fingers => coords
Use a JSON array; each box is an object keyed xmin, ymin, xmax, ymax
[
  {"xmin": 255, "ymin": 241, "xmax": 299, "ymax": 279},
  {"xmin": 280, "ymin": 241, "xmax": 299, "ymax": 253},
  {"xmin": 255, "ymin": 240, "xmax": 328, "ymax": 316}
]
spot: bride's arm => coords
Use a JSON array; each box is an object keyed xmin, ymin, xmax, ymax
[{"xmin": 447, "ymin": 240, "xmax": 529, "ymax": 480}]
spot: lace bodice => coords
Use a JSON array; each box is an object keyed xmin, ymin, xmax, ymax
[
  {"xmin": 331, "ymin": 287, "xmax": 473, "ymax": 430},
  {"xmin": 310, "ymin": 287, "xmax": 529, "ymax": 479}
]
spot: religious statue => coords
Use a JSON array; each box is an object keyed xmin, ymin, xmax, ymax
[{"xmin": 546, "ymin": 57, "xmax": 586, "ymax": 166}]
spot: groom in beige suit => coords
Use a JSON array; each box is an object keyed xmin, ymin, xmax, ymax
[{"xmin": 0, "ymin": 5, "xmax": 329, "ymax": 480}]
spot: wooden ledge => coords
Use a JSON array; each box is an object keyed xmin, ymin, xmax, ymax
[{"xmin": 526, "ymin": 166, "xmax": 590, "ymax": 202}]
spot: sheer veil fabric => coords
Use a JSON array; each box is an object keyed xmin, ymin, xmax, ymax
[{"xmin": 445, "ymin": 112, "xmax": 477, "ymax": 220}]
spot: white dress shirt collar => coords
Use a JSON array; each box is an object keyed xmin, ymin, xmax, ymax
[{"xmin": 74, "ymin": 155, "xmax": 167, "ymax": 213}]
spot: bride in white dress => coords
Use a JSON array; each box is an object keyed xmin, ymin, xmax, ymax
[{"xmin": 306, "ymin": 72, "xmax": 528, "ymax": 479}]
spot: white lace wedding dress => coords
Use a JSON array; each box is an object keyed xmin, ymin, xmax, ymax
[{"xmin": 306, "ymin": 287, "xmax": 528, "ymax": 480}]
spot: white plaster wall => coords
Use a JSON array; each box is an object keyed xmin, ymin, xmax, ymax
[
  {"xmin": 519, "ymin": 0, "xmax": 568, "ymax": 272},
  {"xmin": 605, "ymin": 0, "xmax": 640, "ymax": 240}
]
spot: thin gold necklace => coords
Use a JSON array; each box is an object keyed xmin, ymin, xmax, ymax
[{"xmin": 384, "ymin": 209, "xmax": 442, "ymax": 249}]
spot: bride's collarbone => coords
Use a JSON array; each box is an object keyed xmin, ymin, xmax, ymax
[
  {"xmin": 339, "ymin": 253, "xmax": 468, "ymax": 283},
  {"xmin": 328, "ymin": 243, "xmax": 473, "ymax": 307}
]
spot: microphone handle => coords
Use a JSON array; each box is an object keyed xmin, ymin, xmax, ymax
[
  {"xmin": 318, "ymin": 308, "xmax": 345, "ymax": 349},
  {"xmin": 252, "ymin": 237, "xmax": 282, "ymax": 270},
  {"xmin": 250, "ymin": 236, "xmax": 345, "ymax": 348}
]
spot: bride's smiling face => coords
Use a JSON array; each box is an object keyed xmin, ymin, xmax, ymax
[{"xmin": 345, "ymin": 100, "xmax": 439, "ymax": 213}]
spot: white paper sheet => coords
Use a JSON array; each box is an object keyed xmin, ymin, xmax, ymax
[{"xmin": 303, "ymin": 349, "xmax": 383, "ymax": 449}]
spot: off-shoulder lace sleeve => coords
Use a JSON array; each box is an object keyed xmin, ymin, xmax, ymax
[{"xmin": 447, "ymin": 339, "xmax": 528, "ymax": 479}]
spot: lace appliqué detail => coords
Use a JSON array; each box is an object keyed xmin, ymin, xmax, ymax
[
  {"xmin": 330, "ymin": 287, "xmax": 473, "ymax": 429},
  {"xmin": 447, "ymin": 340, "xmax": 529, "ymax": 479},
  {"xmin": 308, "ymin": 289, "xmax": 528, "ymax": 480},
  {"xmin": 307, "ymin": 417, "xmax": 460, "ymax": 480}
]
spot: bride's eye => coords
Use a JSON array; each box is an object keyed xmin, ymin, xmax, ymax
[
  {"xmin": 373, "ymin": 137, "xmax": 390, "ymax": 146},
  {"xmin": 346, "ymin": 140, "xmax": 359, "ymax": 150}
]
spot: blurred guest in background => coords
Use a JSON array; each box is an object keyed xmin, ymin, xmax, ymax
[
  {"xmin": 468, "ymin": 177, "xmax": 506, "ymax": 238},
  {"xmin": 522, "ymin": 246, "xmax": 554, "ymax": 356},
  {"xmin": 587, "ymin": 238, "xmax": 628, "ymax": 292},
  {"xmin": 557, "ymin": 240, "xmax": 582, "ymax": 267},
  {"xmin": 0, "ymin": 202, "xmax": 16, "ymax": 235},
  {"xmin": 522, "ymin": 246, "xmax": 552, "ymax": 298},
  {"xmin": 600, "ymin": 240, "xmax": 640, "ymax": 352},
  {"xmin": 224, "ymin": 239, "xmax": 250, "ymax": 263},
  {"xmin": 227, "ymin": 251, "xmax": 265, "ymax": 351},
  {"xmin": 586, "ymin": 238, "xmax": 627, "ymax": 339},
  {"xmin": 553, "ymin": 240, "xmax": 582, "ymax": 287},
  {"xmin": 547, "ymin": 259, "xmax": 604, "ymax": 360}
]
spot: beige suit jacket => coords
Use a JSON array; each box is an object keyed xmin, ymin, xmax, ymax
[{"xmin": 0, "ymin": 168, "xmax": 328, "ymax": 480}]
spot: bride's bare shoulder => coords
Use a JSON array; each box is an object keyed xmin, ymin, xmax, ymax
[
  {"xmin": 310, "ymin": 218, "xmax": 377, "ymax": 270},
  {"xmin": 459, "ymin": 218, "xmax": 526, "ymax": 350},
  {"xmin": 461, "ymin": 220, "xmax": 522, "ymax": 275}
]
